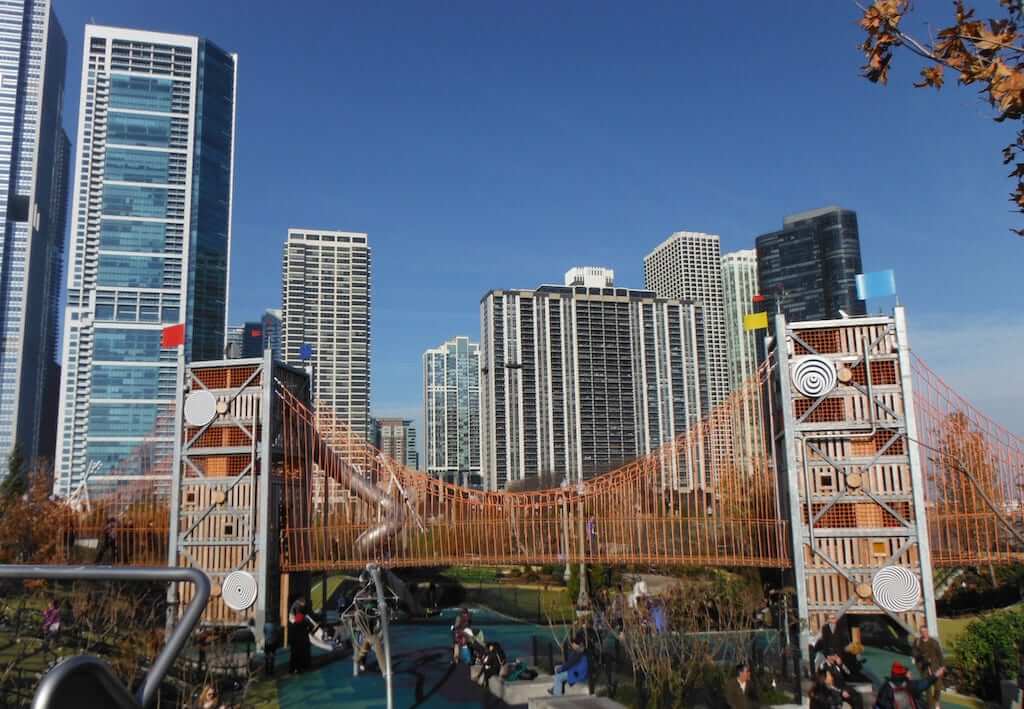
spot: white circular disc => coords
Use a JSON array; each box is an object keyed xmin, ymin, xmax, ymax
[
  {"xmin": 184, "ymin": 390, "xmax": 218, "ymax": 427},
  {"xmin": 871, "ymin": 565, "xmax": 921, "ymax": 613},
  {"xmin": 222, "ymin": 570, "xmax": 258, "ymax": 611},
  {"xmin": 791, "ymin": 356, "xmax": 838, "ymax": 398}
]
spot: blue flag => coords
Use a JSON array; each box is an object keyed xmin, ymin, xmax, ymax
[
  {"xmin": 855, "ymin": 270, "xmax": 896, "ymax": 300},
  {"xmin": 299, "ymin": 343, "xmax": 313, "ymax": 361}
]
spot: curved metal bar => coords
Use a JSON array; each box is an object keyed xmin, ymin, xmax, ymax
[{"xmin": 0, "ymin": 565, "xmax": 210, "ymax": 708}]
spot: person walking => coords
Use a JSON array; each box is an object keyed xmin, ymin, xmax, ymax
[
  {"xmin": 724, "ymin": 663, "xmax": 758, "ymax": 709},
  {"xmin": 94, "ymin": 517, "xmax": 118, "ymax": 564},
  {"xmin": 874, "ymin": 661, "xmax": 946, "ymax": 709},
  {"xmin": 288, "ymin": 599, "xmax": 312, "ymax": 674},
  {"xmin": 911, "ymin": 625, "xmax": 944, "ymax": 709}
]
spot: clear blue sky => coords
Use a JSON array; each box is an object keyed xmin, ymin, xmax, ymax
[{"xmin": 54, "ymin": 1, "xmax": 1023, "ymax": 435}]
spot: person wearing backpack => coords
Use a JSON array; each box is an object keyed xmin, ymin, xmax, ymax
[{"xmin": 874, "ymin": 661, "xmax": 946, "ymax": 709}]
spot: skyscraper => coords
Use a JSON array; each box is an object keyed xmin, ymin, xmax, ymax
[
  {"xmin": 260, "ymin": 308, "xmax": 283, "ymax": 361},
  {"xmin": 282, "ymin": 229, "xmax": 370, "ymax": 440},
  {"xmin": 755, "ymin": 206, "xmax": 866, "ymax": 324},
  {"xmin": 644, "ymin": 232, "xmax": 729, "ymax": 410},
  {"xmin": 480, "ymin": 275, "xmax": 707, "ymax": 490},
  {"xmin": 721, "ymin": 249, "xmax": 759, "ymax": 394},
  {"xmin": 224, "ymin": 324, "xmax": 244, "ymax": 358},
  {"xmin": 423, "ymin": 336, "xmax": 481, "ymax": 487},
  {"xmin": 377, "ymin": 418, "xmax": 418, "ymax": 470},
  {"xmin": 55, "ymin": 27, "xmax": 237, "ymax": 495},
  {"xmin": 0, "ymin": 0, "xmax": 70, "ymax": 473}
]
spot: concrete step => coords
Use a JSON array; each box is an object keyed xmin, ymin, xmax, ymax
[{"xmin": 470, "ymin": 665, "xmax": 591, "ymax": 706}]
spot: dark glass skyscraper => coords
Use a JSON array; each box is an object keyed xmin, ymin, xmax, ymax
[
  {"xmin": 755, "ymin": 206, "xmax": 866, "ymax": 325},
  {"xmin": 0, "ymin": 0, "xmax": 70, "ymax": 473}
]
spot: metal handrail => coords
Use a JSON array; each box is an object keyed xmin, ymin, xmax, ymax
[{"xmin": 0, "ymin": 565, "xmax": 210, "ymax": 708}]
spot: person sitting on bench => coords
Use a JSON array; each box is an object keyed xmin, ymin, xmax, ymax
[{"xmin": 549, "ymin": 637, "xmax": 588, "ymax": 696}]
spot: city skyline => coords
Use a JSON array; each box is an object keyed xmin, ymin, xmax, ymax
[{"xmin": 39, "ymin": 1, "xmax": 1024, "ymax": 442}]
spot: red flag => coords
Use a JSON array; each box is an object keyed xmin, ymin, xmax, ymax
[{"xmin": 161, "ymin": 323, "xmax": 185, "ymax": 348}]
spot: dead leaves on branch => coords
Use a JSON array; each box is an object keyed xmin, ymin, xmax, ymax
[{"xmin": 858, "ymin": 0, "xmax": 1024, "ymax": 227}]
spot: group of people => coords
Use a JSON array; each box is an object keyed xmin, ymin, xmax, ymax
[
  {"xmin": 807, "ymin": 614, "xmax": 946, "ymax": 709},
  {"xmin": 451, "ymin": 607, "xmax": 508, "ymax": 687}
]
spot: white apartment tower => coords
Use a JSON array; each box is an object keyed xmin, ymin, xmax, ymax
[
  {"xmin": 721, "ymin": 249, "xmax": 759, "ymax": 393},
  {"xmin": 480, "ymin": 280, "xmax": 707, "ymax": 490},
  {"xmin": 282, "ymin": 229, "xmax": 371, "ymax": 440},
  {"xmin": 423, "ymin": 336, "xmax": 481, "ymax": 487},
  {"xmin": 55, "ymin": 26, "xmax": 237, "ymax": 495},
  {"xmin": 644, "ymin": 232, "xmax": 728, "ymax": 410}
]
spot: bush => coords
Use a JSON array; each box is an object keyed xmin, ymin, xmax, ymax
[{"xmin": 949, "ymin": 605, "xmax": 1024, "ymax": 699}]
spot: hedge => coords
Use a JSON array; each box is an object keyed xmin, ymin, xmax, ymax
[{"xmin": 949, "ymin": 605, "xmax": 1024, "ymax": 699}]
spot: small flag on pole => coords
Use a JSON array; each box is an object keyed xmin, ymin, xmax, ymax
[
  {"xmin": 743, "ymin": 312, "xmax": 768, "ymax": 331},
  {"xmin": 161, "ymin": 322, "xmax": 185, "ymax": 348},
  {"xmin": 299, "ymin": 343, "xmax": 313, "ymax": 361},
  {"xmin": 855, "ymin": 270, "xmax": 896, "ymax": 300}
]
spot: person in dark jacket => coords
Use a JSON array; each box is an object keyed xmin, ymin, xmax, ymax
[
  {"xmin": 824, "ymin": 654, "xmax": 863, "ymax": 709},
  {"xmin": 815, "ymin": 614, "xmax": 848, "ymax": 661},
  {"xmin": 288, "ymin": 599, "xmax": 313, "ymax": 674},
  {"xmin": 810, "ymin": 668, "xmax": 845, "ymax": 709},
  {"xmin": 911, "ymin": 625, "xmax": 944, "ymax": 709},
  {"xmin": 94, "ymin": 517, "xmax": 118, "ymax": 564},
  {"xmin": 874, "ymin": 661, "xmax": 945, "ymax": 709},
  {"xmin": 723, "ymin": 663, "xmax": 758, "ymax": 709},
  {"xmin": 479, "ymin": 641, "xmax": 506, "ymax": 686}
]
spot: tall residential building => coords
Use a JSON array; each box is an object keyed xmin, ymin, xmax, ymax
[
  {"xmin": 480, "ymin": 277, "xmax": 707, "ymax": 490},
  {"xmin": 423, "ymin": 336, "xmax": 481, "ymax": 487},
  {"xmin": 282, "ymin": 229, "xmax": 370, "ymax": 440},
  {"xmin": 755, "ymin": 206, "xmax": 866, "ymax": 324},
  {"xmin": 55, "ymin": 27, "xmax": 237, "ymax": 495},
  {"xmin": 644, "ymin": 232, "xmax": 729, "ymax": 410},
  {"xmin": 377, "ymin": 417, "xmax": 418, "ymax": 470},
  {"xmin": 0, "ymin": 0, "xmax": 70, "ymax": 473},
  {"xmin": 721, "ymin": 250, "xmax": 759, "ymax": 394}
]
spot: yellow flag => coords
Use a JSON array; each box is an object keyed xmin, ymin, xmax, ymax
[{"xmin": 743, "ymin": 312, "xmax": 768, "ymax": 331}]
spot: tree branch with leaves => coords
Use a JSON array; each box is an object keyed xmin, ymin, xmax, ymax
[{"xmin": 858, "ymin": 0, "xmax": 1024, "ymax": 232}]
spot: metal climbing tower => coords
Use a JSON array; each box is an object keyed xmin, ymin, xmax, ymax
[{"xmin": 769, "ymin": 306, "xmax": 938, "ymax": 663}]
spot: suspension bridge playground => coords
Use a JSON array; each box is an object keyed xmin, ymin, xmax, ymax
[{"xmin": 55, "ymin": 307, "xmax": 1024, "ymax": 670}]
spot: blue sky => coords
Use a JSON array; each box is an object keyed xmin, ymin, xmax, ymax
[{"xmin": 55, "ymin": 1, "xmax": 1023, "ymax": 435}]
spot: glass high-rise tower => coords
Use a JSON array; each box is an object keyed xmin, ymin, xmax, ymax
[
  {"xmin": 755, "ymin": 206, "xmax": 866, "ymax": 325},
  {"xmin": 423, "ymin": 336, "xmax": 481, "ymax": 487},
  {"xmin": 0, "ymin": 0, "xmax": 70, "ymax": 474},
  {"xmin": 55, "ymin": 26, "xmax": 237, "ymax": 495}
]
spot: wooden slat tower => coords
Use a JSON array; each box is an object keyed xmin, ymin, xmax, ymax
[
  {"xmin": 168, "ymin": 351, "xmax": 310, "ymax": 637},
  {"xmin": 770, "ymin": 306, "xmax": 938, "ymax": 664}
]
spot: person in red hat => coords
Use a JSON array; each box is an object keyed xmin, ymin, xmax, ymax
[{"xmin": 874, "ymin": 660, "xmax": 946, "ymax": 709}]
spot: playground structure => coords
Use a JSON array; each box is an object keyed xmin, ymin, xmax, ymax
[{"xmin": 54, "ymin": 307, "xmax": 1024, "ymax": 659}]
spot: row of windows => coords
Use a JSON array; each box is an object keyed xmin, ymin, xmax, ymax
[
  {"xmin": 89, "ymin": 403, "xmax": 165, "ymax": 436},
  {"xmin": 109, "ymin": 74, "xmax": 173, "ymax": 113},
  {"xmin": 94, "ymin": 328, "xmax": 162, "ymax": 362},
  {"xmin": 99, "ymin": 219, "xmax": 168, "ymax": 252},
  {"xmin": 105, "ymin": 147, "xmax": 170, "ymax": 184},
  {"xmin": 103, "ymin": 184, "xmax": 169, "ymax": 218},
  {"xmin": 91, "ymin": 364, "xmax": 170, "ymax": 399},
  {"xmin": 97, "ymin": 253, "xmax": 171, "ymax": 289},
  {"xmin": 108, "ymin": 112, "xmax": 170, "ymax": 148}
]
